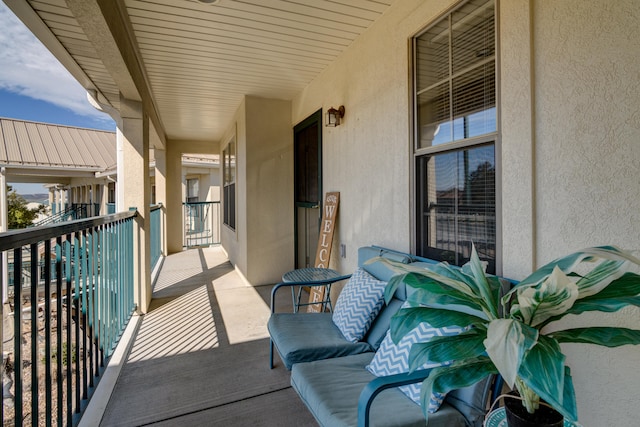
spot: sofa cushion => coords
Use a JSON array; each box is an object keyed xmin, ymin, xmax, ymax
[
  {"xmin": 291, "ymin": 352, "xmax": 467, "ymax": 427},
  {"xmin": 366, "ymin": 321, "xmax": 467, "ymax": 412},
  {"xmin": 332, "ymin": 268, "xmax": 387, "ymax": 342},
  {"xmin": 268, "ymin": 312, "xmax": 372, "ymax": 370},
  {"xmin": 363, "ymin": 297, "xmax": 404, "ymax": 350}
]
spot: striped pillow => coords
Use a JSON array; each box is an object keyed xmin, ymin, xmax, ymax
[
  {"xmin": 332, "ymin": 268, "xmax": 387, "ymax": 343},
  {"xmin": 366, "ymin": 318, "xmax": 466, "ymax": 412}
]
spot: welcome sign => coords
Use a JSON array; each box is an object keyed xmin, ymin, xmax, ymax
[{"xmin": 307, "ymin": 192, "xmax": 340, "ymax": 312}]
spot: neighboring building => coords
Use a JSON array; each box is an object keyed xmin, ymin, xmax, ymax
[
  {"xmin": 4, "ymin": 1, "xmax": 639, "ymax": 424},
  {"xmin": 0, "ymin": 118, "xmax": 219, "ymax": 229}
]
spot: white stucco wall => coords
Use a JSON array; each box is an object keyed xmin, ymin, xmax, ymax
[
  {"xmin": 221, "ymin": 100, "xmax": 245, "ymax": 274},
  {"xmin": 517, "ymin": 2, "xmax": 640, "ymax": 425},
  {"xmin": 221, "ymin": 96, "xmax": 294, "ymax": 285},
  {"xmin": 291, "ymin": 0, "xmax": 640, "ymax": 425},
  {"xmin": 245, "ymin": 96, "xmax": 294, "ymax": 285}
]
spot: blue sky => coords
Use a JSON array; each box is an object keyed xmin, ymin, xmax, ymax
[{"xmin": 0, "ymin": 2, "xmax": 115, "ymax": 195}]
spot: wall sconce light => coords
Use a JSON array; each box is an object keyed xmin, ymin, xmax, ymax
[{"xmin": 325, "ymin": 106, "xmax": 345, "ymax": 127}]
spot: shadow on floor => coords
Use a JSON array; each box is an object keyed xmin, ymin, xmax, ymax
[{"xmin": 99, "ymin": 247, "xmax": 316, "ymax": 426}]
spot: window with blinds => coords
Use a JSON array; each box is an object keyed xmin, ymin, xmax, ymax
[
  {"xmin": 223, "ymin": 138, "xmax": 236, "ymax": 230},
  {"xmin": 414, "ymin": 0, "xmax": 497, "ymax": 273},
  {"xmin": 416, "ymin": 0, "xmax": 496, "ymax": 149},
  {"xmin": 187, "ymin": 178, "xmax": 199, "ymax": 203}
]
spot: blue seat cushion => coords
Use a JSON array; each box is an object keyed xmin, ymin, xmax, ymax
[
  {"xmin": 290, "ymin": 353, "xmax": 468, "ymax": 427},
  {"xmin": 268, "ymin": 313, "xmax": 372, "ymax": 370}
]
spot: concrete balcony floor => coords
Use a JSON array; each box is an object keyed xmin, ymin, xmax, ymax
[{"xmin": 88, "ymin": 246, "xmax": 316, "ymax": 426}]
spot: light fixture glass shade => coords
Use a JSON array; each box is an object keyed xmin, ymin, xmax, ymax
[
  {"xmin": 325, "ymin": 106, "xmax": 344, "ymax": 127},
  {"xmin": 326, "ymin": 110, "xmax": 338, "ymax": 127}
]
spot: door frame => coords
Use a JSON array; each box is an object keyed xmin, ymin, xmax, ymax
[{"xmin": 293, "ymin": 109, "xmax": 323, "ymax": 268}]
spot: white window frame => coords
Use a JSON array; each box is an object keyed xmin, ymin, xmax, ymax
[{"xmin": 410, "ymin": 0, "xmax": 502, "ymax": 274}]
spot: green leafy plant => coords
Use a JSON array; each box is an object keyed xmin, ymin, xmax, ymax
[{"xmin": 382, "ymin": 246, "xmax": 640, "ymax": 423}]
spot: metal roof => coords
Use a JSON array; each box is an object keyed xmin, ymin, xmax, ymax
[
  {"xmin": 0, "ymin": 118, "xmax": 219, "ymax": 184},
  {"xmin": 0, "ymin": 117, "xmax": 116, "ymax": 181},
  {"xmin": 6, "ymin": 0, "xmax": 396, "ymax": 142}
]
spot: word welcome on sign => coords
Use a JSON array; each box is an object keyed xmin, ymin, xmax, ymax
[{"xmin": 307, "ymin": 192, "xmax": 339, "ymax": 312}]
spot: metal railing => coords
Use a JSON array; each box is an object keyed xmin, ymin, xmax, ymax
[
  {"xmin": 183, "ymin": 201, "xmax": 220, "ymax": 248},
  {"xmin": 33, "ymin": 207, "xmax": 78, "ymax": 228},
  {"xmin": 34, "ymin": 204, "xmax": 101, "ymax": 228},
  {"xmin": 0, "ymin": 211, "xmax": 138, "ymax": 426}
]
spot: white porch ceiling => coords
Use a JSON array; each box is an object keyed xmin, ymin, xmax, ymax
[{"xmin": 17, "ymin": 0, "xmax": 396, "ymax": 142}]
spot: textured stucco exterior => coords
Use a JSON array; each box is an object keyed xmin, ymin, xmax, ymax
[
  {"xmin": 221, "ymin": 96, "xmax": 294, "ymax": 286},
  {"xmin": 519, "ymin": 2, "xmax": 640, "ymax": 425},
  {"xmin": 288, "ymin": 0, "xmax": 640, "ymax": 425}
]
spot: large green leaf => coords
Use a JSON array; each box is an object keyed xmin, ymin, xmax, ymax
[
  {"xmin": 511, "ymin": 267, "xmax": 579, "ymax": 327},
  {"xmin": 385, "ymin": 273, "xmax": 409, "ymax": 304},
  {"xmin": 580, "ymin": 272, "xmax": 640, "ymax": 301},
  {"xmin": 380, "ymin": 259, "xmax": 479, "ymax": 298},
  {"xmin": 466, "ymin": 245, "xmax": 499, "ymax": 318},
  {"xmin": 390, "ymin": 307, "xmax": 485, "ymax": 344},
  {"xmin": 508, "ymin": 246, "xmax": 640, "ymax": 297},
  {"xmin": 432, "ymin": 262, "xmax": 478, "ymax": 288},
  {"xmin": 561, "ymin": 367, "xmax": 578, "ymax": 423},
  {"xmin": 484, "ymin": 319, "xmax": 538, "ymax": 388},
  {"xmin": 381, "ymin": 259, "xmax": 477, "ymax": 304},
  {"xmin": 517, "ymin": 335, "xmax": 569, "ymax": 418},
  {"xmin": 421, "ymin": 358, "xmax": 497, "ymax": 420},
  {"xmin": 562, "ymin": 296, "xmax": 640, "ymax": 317},
  {"xmin": 403, "ymin": 273, "xmax": 488, "ymax": 314},
  {"xmin": 539, "ymin": 272, "xmax": 640, "ymax": 326},
  {"xmin": 408, "ymin": 329, "xmax": 487, "ymax": 369},
  {"xmin": 575, "ymin": 260, "xmax": 628, "ymax": 298},
  {"xmin": 549, "ymin": 327, "xmax": 640, "ymax": 347}
]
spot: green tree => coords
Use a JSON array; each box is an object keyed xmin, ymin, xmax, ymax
[{"xmin": 7, "ymin": 186, "xmax": 47, "ymax": 229}]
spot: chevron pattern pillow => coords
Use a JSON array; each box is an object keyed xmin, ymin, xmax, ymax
[
  {"xmin": 366, "ymin": 319, "xmax": 466, "ymax": 412},
  {"xmin": 331, "ymin": 268, "xmax": 387, "ymax": 343}
]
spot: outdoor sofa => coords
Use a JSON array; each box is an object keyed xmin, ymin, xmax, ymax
[{"xmin": 268, "ymin": 246, "xmax": 504, "ymax": 427}]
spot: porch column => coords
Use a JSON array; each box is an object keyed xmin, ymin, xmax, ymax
[
  {"xmin": 1, "ymin": 168, "xmax": 7, "ymax": 303},
  {"xmin": 100, "ymin": 182, "xmax": 109, "ymax": 216},
  {"xmin": 120, "ymin": 97, "xmax": 151, "ymax": 314},
  {"xmin": 48, "ymin": 188, "xmax": 55, "ymax": 214},
  {"xmin": 91, "ymin": 183, "xmax": 98, "ymax": 216},
  {"xmin": 116, "ymin": 127, "xmax": 125, "ymax": 212},
  {"xmin": 166, "ymin": 142, "xmax": 183, "ymax": 254},
  {"xmin": 154, "ymin": 148, "xmax": 167, "ymax": 256},
  {"xmin": 61, "ymin": 187, "xmax": 68, "ymax": 211}
]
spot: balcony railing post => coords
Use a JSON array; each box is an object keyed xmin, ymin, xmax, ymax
[
  {"xmin": 13, "ymin": 248, "xmax": 22, "ymax": 425},
  {"xmin": 55, "ymin": 236, "xmax": 63, "ymax": 424},
  {"xmin": 43, "ymin": 240, "xmax": 52, "ymax": 427},
  {"xmin": 30, "ymin": 242, "xmax": 39, "ymax": 424}
]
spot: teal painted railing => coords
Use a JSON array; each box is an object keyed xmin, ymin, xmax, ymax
[
  {"xmin": 33, "ymin": 204, "xmax": 101, "ymax": 228},
  {"xmin": 32, "ymin": 206, "xmax": 77, "ymax": 227},
  {"xmin": 183, "ymin": 201, "xmax": 220, "ymax": 248},
  {"xmin": 150, "ymin": 204, "xmax": 162, "ymax": 270},
  {"xmin": 0, "ymin": 211, "xmax": 138, "ymax": 426}
]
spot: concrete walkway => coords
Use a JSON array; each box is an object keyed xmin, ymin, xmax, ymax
[{"xmin": 97, "ymin": 247, "xmax": 316, "ymax": 426}]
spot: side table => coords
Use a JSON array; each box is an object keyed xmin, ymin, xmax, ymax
[{"xmin": 281, "ymin": 267, "xmax": 351, "ymax": 313}]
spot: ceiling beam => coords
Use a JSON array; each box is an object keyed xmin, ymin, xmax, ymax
[{"xmin": 65, "ymin": 0, "xmax": 166, "ymax": 148}]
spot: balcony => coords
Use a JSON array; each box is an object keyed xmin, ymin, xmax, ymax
[
  {"xmin": 89, "ymin": 246, "xmax": 316, "ymax": 426},
  {"xmin": 1, "ymin": 212, "xmax": 315, "ymax": 426}
]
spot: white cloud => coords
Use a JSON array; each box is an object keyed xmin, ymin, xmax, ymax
[{"xmin": 0, "ymin": 3, "xmax": 110, "ymax": 123}]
